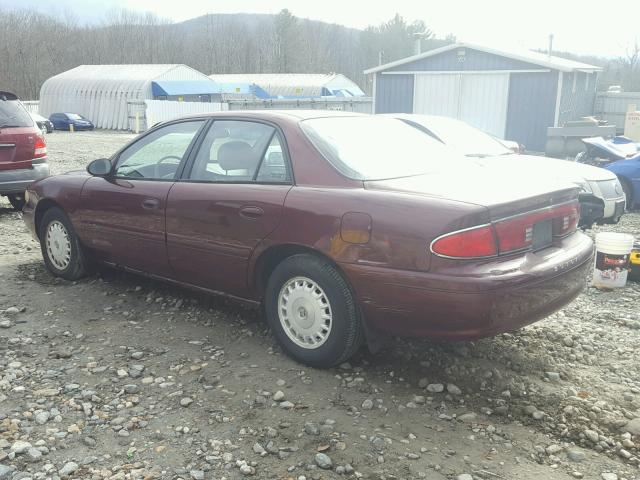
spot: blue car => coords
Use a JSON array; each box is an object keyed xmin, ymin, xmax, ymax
[
  {"xmin": 49, "ymin": 112, "xmax": 94, "ymax": 131},
  {"xmin": 578, "ymin": 136, "xmax": 640, "ymax": 210},
  {"xmin": 605, "ymin": 157, "xmax": 640, "ymax": 210}
]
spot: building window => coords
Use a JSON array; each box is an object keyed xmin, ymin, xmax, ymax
[
  {"xmin": 572, "ymin": 73, "xmax": 577, "ymax": 94},
  {"xmin": 585, "ymin": 73, "xmax": 590, "ymax": 92}
]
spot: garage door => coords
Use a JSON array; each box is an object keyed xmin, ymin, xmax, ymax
[{"xmin": 413, "ymin": 73, "xmax": 510, "ymax": 138}]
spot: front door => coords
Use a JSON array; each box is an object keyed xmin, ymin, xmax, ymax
[
  {"xmin": 166, "ymin": 119, "xmax": 293, "ymax": 297},
  {"xmin": 76, "ymin": 120, "xmax": 206, "ymax": 276}
]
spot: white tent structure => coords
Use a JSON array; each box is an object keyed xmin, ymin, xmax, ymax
[
  {"xmin": 39, "ymin": 64, "xmax": 216, "ymax": 130},
  {"xmin": 208, "ymin": 73, "xmax": 366, "ymax": 98}
]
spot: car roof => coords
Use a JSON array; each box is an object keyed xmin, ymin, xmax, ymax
[{"xmin": 167, "ymin": 109, "xmax": 369, "ymax": 123}]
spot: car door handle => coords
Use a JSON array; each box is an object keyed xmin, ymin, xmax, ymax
[
  {"xmin": 141, "ymin": 198, "xmax": 160, "ymax": 210},
  {"xmin": 239, "ymin": 206, "xmax": 264, "ymax": 219}
]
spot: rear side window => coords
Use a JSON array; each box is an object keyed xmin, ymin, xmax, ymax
[
  {"xmin": 189, "ymin": 120, "xmax": 291, "ymax": 183},
  {"xmin": 0, "ymin": 96, "xmax": 33, "ymax": 128}
]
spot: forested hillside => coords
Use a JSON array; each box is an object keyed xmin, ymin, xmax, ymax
[
  {"xmin": 0, "ymin": 8, "xmax": 452, "ymax": 99},
  {"xmin": 0, "ymin": 6, "xmax": 634, "ymax": 100}
]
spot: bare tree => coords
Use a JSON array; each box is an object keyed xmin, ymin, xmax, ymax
[{"xmin": 0, "ymin": 7, "xmax": 454, "ymax": 98}]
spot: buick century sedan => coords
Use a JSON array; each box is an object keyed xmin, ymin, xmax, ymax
[{"xmin": 23, "ymin": 111, "xmax": 594, "ymax": 367}]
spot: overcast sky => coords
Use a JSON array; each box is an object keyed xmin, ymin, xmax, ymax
[{"xmin": 2, "ymin": 0, "xmax": 638, "ymax": 58}]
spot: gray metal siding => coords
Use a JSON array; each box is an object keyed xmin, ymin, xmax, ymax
[
  {"xmin": 505, "ymin": 72, "xmax": 558, "ymax": 151},
  {"xmin": 558, "ymin": 72, "xmax": 598, "ymax": 125},
  {"xmin": 374, "ymin": 73, "xmax": 414, "ymax": 113},
  {"xmin": 387, "ymin": 48, "xmax": 546, "ymax": 72}
]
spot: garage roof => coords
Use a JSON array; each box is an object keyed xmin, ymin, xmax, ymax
[
  {"xmin": 364, "ymin": 42, "xmax": 603, "ymax": 74},
  {"xmin": 151, "ymin": 80, "xmax": 222, "ymax": 96},
  {"xmin": 208, "ymin": 73, "xmax": 365, "ymax": 97}
]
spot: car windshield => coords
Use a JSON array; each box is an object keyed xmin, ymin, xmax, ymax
[
  {"xmin": 411, "ymin": 117, "xmax": 513, "ymax": 157},
  {"xmin": 66, "ymin": 113, "xmax": 83, "ymax": 120},
  {"xmin": 0, "ymin": 99, "xmax": 34, "ymax": 128},
  {"xmin": 300, "ymin": 116, "xmax": 463, "ymax": 180}
]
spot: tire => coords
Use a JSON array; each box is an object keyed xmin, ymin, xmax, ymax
[
  {"xmin": 39, "ymin": 207, "xmax": 87, "ymax": 280},
  {"xmin": 265, "ymin": 254, "xmax": 364, "ymax": 368},
  {"xmin": 621, "ymin": 180, "xmax": 634, "ymax": 211},
  {"xmin": 7, "ymin": 193, "xmax": 25, "ymax": 211}
]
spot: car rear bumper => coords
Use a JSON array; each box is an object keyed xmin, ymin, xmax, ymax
[
  {"xmin": 0, "ymin": 162, "xmax": 50, "ymax": 195},
  {"xmin": 342, "ymin": 232, "xmax": 594, "ymax": 339}
]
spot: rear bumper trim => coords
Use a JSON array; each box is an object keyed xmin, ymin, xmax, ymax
[
  {"xmin": 0, "ymin": 163, "xmax": 50, "ymax": 194},
  {"xmin": 342, "ymin": 232, "xmax": 594, "ymax": 339}
]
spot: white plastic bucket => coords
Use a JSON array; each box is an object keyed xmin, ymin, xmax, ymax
[{"xmin": 592, "ymin": 232, "xmax": 635, "ymax": 288}]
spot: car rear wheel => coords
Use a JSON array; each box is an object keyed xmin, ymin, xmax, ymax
[
  {"xmin": 7, "ymin": 194, "xmax": 25, "ymax": 211},
  {"xmin": 265, "ymin": 254, "xmax": 364, "ymax": 368},
  {"xmin": 39, "ymin": 207, "xmax": 87, "ymax": 280}
]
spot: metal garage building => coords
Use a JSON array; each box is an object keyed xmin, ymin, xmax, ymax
[
  {"xmin": 39, "ymin": 64, "xmax": 225, "ymax": 130},
  {"xmin": 365, "ymin": 42, "xmax": 602, "ymax": 151},
  {"xmin": 208, "ymin": 73, "xmax": 366, "ymax": 99}
]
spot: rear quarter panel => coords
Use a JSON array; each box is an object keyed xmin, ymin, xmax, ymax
[{"xmin": 255, "ymin": 186, "xmax": 489, "ymax": 273}]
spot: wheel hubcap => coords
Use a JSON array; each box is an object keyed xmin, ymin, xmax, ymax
[
  {"xmin": 278, "ymin": 276, "xmax": 332, "ymax": 349},
  {"xmin": 45, "ymin": 220, "xmax": 71, "ymax": 270}
]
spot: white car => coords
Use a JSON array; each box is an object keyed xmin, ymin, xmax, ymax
[
  {"xmin": 389, "ymin": 114, "xmax": 626, "ymax": 226},
  {"xmin": 30, "ymin": 112, "xmax": 53, "ymax": 135}
]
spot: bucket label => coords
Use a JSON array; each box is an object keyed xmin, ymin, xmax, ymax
[{"xmin": 593, "ymin": 251, "xmax": 630, "ymax": 287}]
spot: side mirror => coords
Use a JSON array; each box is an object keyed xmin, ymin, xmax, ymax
[{"xmin": 87, "ymin": 158, "xmax": 112, "ymax": 177}]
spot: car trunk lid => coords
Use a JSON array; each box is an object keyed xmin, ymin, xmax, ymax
[
  {"xmin": 0, "ymin": 126, "xmax": 39, "ymax": 170},
  {"xmin": 364, "ymin": 169, "xmax": 579, "ymax": 221},
  {"xmin": 1, "ymin": 93, "xmax": 40, "ymax": 170}
]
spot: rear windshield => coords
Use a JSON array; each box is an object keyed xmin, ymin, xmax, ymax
[
  {"xmin": 300, "ymin": 116, "xmax": 462, "ymax": 180},
  {"xmin": 408, "ymin": 116, "xmax": 512, "ymax": 157},
  {"xmin": 0, "ymin": 98, "xmax": 33, "ymax": 128}
]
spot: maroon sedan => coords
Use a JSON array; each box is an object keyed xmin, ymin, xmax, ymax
[{"xmin": 23, "ymin": 111, "xmax": 594, "ymax": 367}]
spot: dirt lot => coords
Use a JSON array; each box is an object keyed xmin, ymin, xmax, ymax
[{"xmin": 1, "ymin": 130, "xmax": 640, "ymax": 480}]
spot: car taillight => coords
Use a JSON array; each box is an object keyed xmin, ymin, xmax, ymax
[
  {"xmin": 34, "ymin": 135, "xmax": 47, "ymax": 159},
  {"xmin": 431, "ymin": 201, "xmax": 580, "ymax": 259},
  {"xmin": 551, "ymin": 202, "xmax": 580, "ymax": 237},
  {"xmin": 430, "ymin": 225, "xmax": 498, "ymax": 258}
]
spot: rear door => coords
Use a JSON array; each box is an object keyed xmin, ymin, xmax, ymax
[
  {"xmin": 166, "ymin": 119, "xmax": 293, "ymax": 297},
  {"xmin": 0, "ymin": 94, "xmax": 38, "ymax": 170},
  {"xmin": 76, "ymin": 119, "xmax": 206, "ymax": 276}
]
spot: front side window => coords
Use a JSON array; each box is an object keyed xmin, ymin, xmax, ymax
[
  {"xmin": 115, "ymin": 120, "xmax": 204, "ymax": 180},
  {"xmin": 189, "ymin": 120, "xmax": 290, "ymax": 183}
]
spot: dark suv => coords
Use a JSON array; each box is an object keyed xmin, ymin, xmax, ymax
[{"xmin": 0, "ymin": 92, "xmax": 49, "ymax": 210}]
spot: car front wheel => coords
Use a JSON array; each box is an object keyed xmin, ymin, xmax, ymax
[
  {"xmin": 39, "ymin": 207, "xmax": 87, "ymax": 280},
  {"xmin": 265, "ymin": 254, "xmax": 364, "ymax": 368}
]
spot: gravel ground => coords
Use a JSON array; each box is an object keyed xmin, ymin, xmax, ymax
[{"xmin": 1, "ymin": 130, "xmax": 640, "ymax": 480}]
